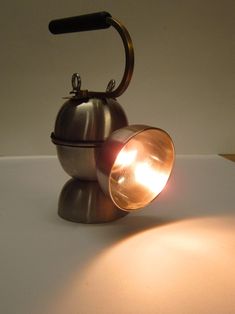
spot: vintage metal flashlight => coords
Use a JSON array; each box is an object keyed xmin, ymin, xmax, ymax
[{"xmin": 49, "ymin": 12, "xmax": 175, "ymax": 223}]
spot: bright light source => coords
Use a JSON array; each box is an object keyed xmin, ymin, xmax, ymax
[
  {"xmin": 115, "ymin": 149, "xmax": 137, "ymax": 167},
  {"xmin": 134, "ymin": 162, "xmax": 169, "ymax": 195}
]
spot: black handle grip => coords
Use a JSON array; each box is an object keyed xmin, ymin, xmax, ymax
[{"xmin": 49, "ymin": 11, "xmax": 112, "ymax": 34}]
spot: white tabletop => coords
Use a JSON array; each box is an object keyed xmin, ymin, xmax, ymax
[{"xmin": 0, "ymin": 155, "xmax": 235, "ymax": 314}]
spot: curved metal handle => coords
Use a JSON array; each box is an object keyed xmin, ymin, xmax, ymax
[{"xmin": 49, "ymin": 12, "xmax": 134, "ymax": 99}]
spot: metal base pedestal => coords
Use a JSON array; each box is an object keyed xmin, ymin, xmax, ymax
[{"xmin": 58, "ymin": 179, "xmax": 128, "ymax": 223}]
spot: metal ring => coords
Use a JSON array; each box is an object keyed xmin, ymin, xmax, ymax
[{"xmin": 71, "ymin": 73, "xmax": 81, "ymax": 92}]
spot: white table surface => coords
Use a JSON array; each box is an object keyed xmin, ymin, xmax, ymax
[{"xmin": 0, "ymin": 155, "xmax": 235, "ymax": 314}]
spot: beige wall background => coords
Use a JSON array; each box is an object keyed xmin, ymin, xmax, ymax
[{"xmin": 0, "ymin": 0, "xmax": 234, "ymax": 155}]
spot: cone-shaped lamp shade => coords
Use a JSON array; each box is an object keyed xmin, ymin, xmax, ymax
[{"xmin": 97, "ymin": 125, "xmax": 175, "ymax": 211}]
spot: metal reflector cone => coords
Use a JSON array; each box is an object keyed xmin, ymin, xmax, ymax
[{"xmin": 96, "ymin": 125, "xmax": 175, "ymax": 211}]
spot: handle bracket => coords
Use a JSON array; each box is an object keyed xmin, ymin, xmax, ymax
[{"xmin": 49, "ymin": 13, "xmax": 134, "ymax": 99}]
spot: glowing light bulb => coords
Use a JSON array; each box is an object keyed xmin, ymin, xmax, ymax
[
  {"xmin": 118, "ymin": 176, "xmax": 125, "ymax": 184},
  {"xmin": 115, "ymin": 149, "xmax": 137, "ymax": 167},
  {"xmin": 134, "ymin": 162, "xmax": 168, "ymax": 195}
]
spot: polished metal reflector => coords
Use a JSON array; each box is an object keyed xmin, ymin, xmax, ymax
[{"xmin": 97, "ymin": 125, "xmax": 175, "ymax": 211}]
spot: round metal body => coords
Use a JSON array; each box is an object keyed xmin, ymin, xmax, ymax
[
  {"xmin": 52, "ymin": 97, "xmax": 128, "ymax": 179},
  {"xmin": 96, "ymin": 125, "xmax": 175, "ymax": 211},
  {"xmin": 56, "ymin": 145, "xmax": 100, "ymax": 180},
  {"xmin": 58, "ymin": 179, "xmax": 128, "ymax": 223}
]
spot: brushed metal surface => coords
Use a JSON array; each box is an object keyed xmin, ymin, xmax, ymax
[
  {"xmin": 54, "ymin": 97, "xmax": 128, "ymax": 142},
  {"xmin": 52, "ymin": 97, "xmax": 128, "ymax": 180},
  {"xmin": 56, "ymin": 145, "xmax": 100, "ymax": 180},
  {"xmin": 58, "ymin": 179, "xmax": 128, "ymax": 223}
]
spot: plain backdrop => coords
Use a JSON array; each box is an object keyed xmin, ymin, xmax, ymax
[{"xmin": 0, "ymin": 0, "xmax": 234, "ymax": 155}]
